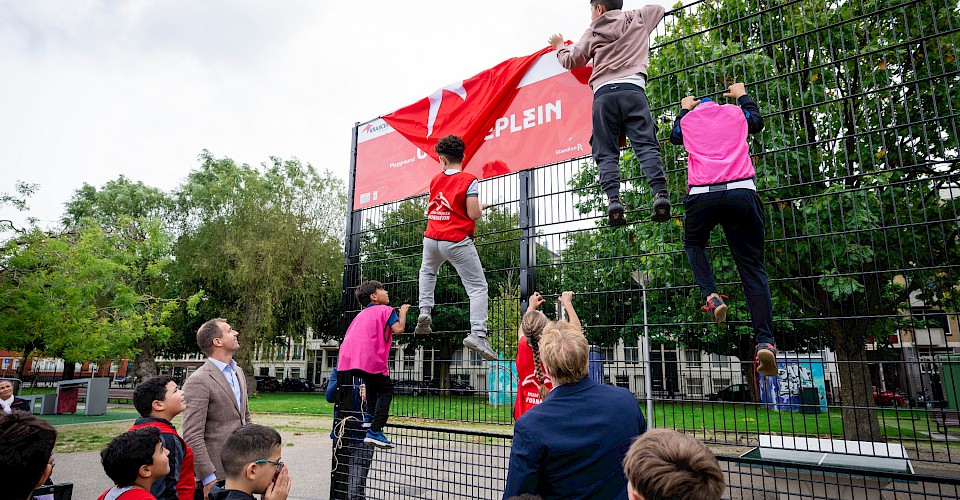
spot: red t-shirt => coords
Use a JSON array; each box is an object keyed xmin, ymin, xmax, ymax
[
  {"xmin": 98, "ymin": 486, "xmax": 157, "ymax": 500},
  {"xmin": 514, "ymin": 336, "xmax": 554, "ymax": 420},
  {"xmin": 424, "ymin": 170, "xmax": 477, "ymax": 242}
]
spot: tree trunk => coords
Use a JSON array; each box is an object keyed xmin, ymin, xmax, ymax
[
  {"xmin": 234, "ymin": 342, "xmax": 257, "ymax": 397},
  {"xmin": 134, "ymin": 338, "xmax": 158, "ymax": 384},
  {"xmin": 62, "ymin": 360, "xmax": 76, "ymax": 381},
  {"xmin": 15, "ymin": 348, "xmax": 31, "ymax": 381},
  {"xmin": 437, "ymin": 339, "xmax": 454, "ymax": 392},
  {"xmin": 831, "ymin": 319, "xmax": 883, "ymax": 442}
]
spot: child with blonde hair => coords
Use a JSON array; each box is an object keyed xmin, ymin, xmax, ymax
[{"xmin": 514, "ymin": 291, "xmax": 581, "ymax": 420}]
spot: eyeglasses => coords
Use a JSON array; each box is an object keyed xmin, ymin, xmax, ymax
[
  {"xmin": 253, "ymin": 459, "xmax": 284, "ymax": 472},
  {"xmin": 253, "ymin": 459, "xmax": 284, "ymax": 482}
]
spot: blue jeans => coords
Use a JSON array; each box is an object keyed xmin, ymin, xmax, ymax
[{"xmin": 684, "ymin": 188, "xmax": 776, "ymax": 347}]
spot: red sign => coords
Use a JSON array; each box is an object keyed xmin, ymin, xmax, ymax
[{"xmin": 354, "ymin": 53, "xmax": 594, "ymax": 208}]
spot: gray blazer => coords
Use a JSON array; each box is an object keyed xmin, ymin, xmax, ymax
[{"xmin": 182, "ymin": 359, "xmax": 252, "ymax": 482}]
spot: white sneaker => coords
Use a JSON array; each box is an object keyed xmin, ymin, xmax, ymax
[
  {"xmin": 463, "ymin": 333, "xmax": 498, "ymax": 361},
  {"xmin": 414, "ymin": 314, "xmax": 432, "ymax": 335}
]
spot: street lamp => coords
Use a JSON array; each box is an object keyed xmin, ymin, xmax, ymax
[{"xmin": 630, "ymin": 271, "xmax": 655, "ymax": 429}]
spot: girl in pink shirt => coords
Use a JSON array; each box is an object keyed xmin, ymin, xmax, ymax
[{"xmin": 337, "ymin": 280, "xmax": 409, "ymax": 448}]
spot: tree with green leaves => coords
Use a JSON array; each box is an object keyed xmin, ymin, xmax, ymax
[
  {"xmin": 169, "ymin": 151, "xmax": 346, "ymax": 389},
  {"xmin": 564, "ymin": 0, "xmax": 959, "ymax": 441}
]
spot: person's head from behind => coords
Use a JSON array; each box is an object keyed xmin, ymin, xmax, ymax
[
  {"xmin": 590, "ymin": 0, "xmax": 622, "ymax": 20},
  {"xmin": 355, "ymin": 280, "xmax": 388, "ymax": 307},
  {"xmin": 522, "ymin": 310, "xmax": 552, "ymax": 399},
  {"xmin": 623, "ymin": 429, "xmax": 725, "ymax": 500},
  {"xmin": 538, "ymin": 321, "xmax": 589, "ymax": 386},
  {"xmin": 101, "ymin": 426, "xmax": 170, "ymax": 489},
  {"xmin": 0, "ymin": 380, "xmax": 14, "ymax": 400},
  {"xmin": 197, "ymin": 317, "xmax": 240, "ymax": 357},
  {"xmin": 221, "ymin": 424, "xmax": 284, "ymax": 494},
  {"xmin": 133, "ymin": 375, "xmax": 186, "ymax": 420},
  {"xmin": 0, "ymin": 412, "xmax": 57, "ymax": 500},
  {"xmin": 435, "ymin": 135, "xmax": 465, "ymax": 168}
]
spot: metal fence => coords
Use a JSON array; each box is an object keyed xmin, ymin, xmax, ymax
[{"xmin": 335, "ymin": 0, "xmax": 960, "ymax": 496}]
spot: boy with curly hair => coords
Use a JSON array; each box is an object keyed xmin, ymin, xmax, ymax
[
  {"xmin": 416, "ymin": 135, "xmax": 498, "ymax": 361},
  {"xmin": 549, "ymin": 0, "xmax": 670, "ymax": 226}
]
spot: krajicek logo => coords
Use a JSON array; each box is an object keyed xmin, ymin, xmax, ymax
[{"xmin": 361, "ymin": 121, "xmax": 390, "ymax": 135}]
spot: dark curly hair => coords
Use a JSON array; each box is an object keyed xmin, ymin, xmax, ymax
[
  {"xmin": 356, "ymin": 280, "xmax": 384, "ymax": 306},
  {"xmin": 591, "ymin": 0, "xmax": 623, "ymax": 10},
  {"xmin": 435, "ymin": 135, "xmax": 465, "ymax": 164}
]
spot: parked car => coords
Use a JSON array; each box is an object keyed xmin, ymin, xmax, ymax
[
  {"xmin": 394, "ymin": 379, "xmax": 424, "ymax": 396},
  {"xmin": 255, "ymin": 375, "xmax": 281, "ymax": 393},
  {"xmin": 425, "ymin": 378, "xmax": 476, "ymax": 397},
  {"xmin": 872, "ymin": 386, "xmax": 906, "ymax": 407},
  {"xmin": 281, "ymin": 377, "xmax": 315, "ymax": 393},
  {"xmin": 706, "ymin": 383, "xmax": 752, "ymax": 402}
]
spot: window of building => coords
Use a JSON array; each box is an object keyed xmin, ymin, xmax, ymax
[
  {"xmin": 278, "ymin": 344, "xmax": 287, "ymax": 361},
  {"xmin": 624, "ymin": 338, "xmax": 639, "ymax": 363},
  {"xmin": 685, "ymin": 350, "xmax": 702, "ymax": 368},
  {"xmin": 259, "ymin": 367, "xmax": 269, "ymax": 377},
  {"xmin": 912, "ymin": 308, "xmax": 949, "ymax": 330},
  {"xmin": 292, "ymin": 344, "xmax": 304, "ymax": 361},
  {"xmin": 290, "ymin": 368, "xmax": 301, "ymax": 379},
  {"xmin": 275, "ymin": 368, "xmax": 285, "ymax": 380},
  {"xmin": 403, "ymin": 346, "xmax": 416, "ymax": 371},
  {"xmin": 451, "ymin": 349, "xmax": 463, "ymax": 367},
  {"xmin": 470, "ymin": 350, "xmax": 483, "ymax": 367}
]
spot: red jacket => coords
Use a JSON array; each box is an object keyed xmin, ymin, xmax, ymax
[
  {"xmin": 424, "ymin": 170, "xmax": 477, "ymax": 242},
  {"xmin": 130, "ymin": 419, "xmax": 194, "ymax": 500}
]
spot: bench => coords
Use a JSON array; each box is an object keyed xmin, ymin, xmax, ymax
[
  {"xmin": 931, "ymin": 409, "xmax": 959, "ymax": 434},
  {"xmin": 77, "ymin": 387, "xmax": 134, "ymax": 404}
]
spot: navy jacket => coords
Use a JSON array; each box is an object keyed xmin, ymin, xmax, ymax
[
  {"xmin": 9, "ymin": 397, "xmax": 32, "ymax": 413},
  {"xmin": 503, "ymin": 377, "xmax": 646, "ymax": 499}
]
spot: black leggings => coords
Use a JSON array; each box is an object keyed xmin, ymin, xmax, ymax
[{"xmin": 336, "ymin": 369, "xmax": 393, "ymax": 432}]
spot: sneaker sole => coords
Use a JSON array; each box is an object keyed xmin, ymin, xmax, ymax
[
  {"xmin": 756, "ymin": 349, "xmax": 778, "ymax": 377},
  {"xmin": 414, "ymin": 317, "xmax": 432, "ymax": 335},
  {"xmin": 463, "ymin": 337, "xmax": 498, "ymax": 361},
  {"xmin": 362, "ymin": 423, "xmax": 372, "ymax": 428},
  {"xmin": 364, "ymin": 437, "xmax": 395, "ymax": 449},
  {"xmin": 713, "ymin": 303, "xmax": 728, "ymax": 324}
]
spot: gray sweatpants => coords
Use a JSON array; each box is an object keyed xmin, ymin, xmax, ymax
[{"xmin": 418, "ymin": 236, "xmax": 488, "ymax": 337}]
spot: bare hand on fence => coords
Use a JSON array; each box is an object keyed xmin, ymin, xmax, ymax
[
  {"xmin": 399, "ymin": 304, "xmax": 411, "ymax": 316},
  {"xmin": 527, "ymin": 292, "xmax": 545, "ymax": 311},
  {"xmin": 724, "ymin": 82, "xmax": 747, "ymax": 99},
  {"xmin": 561, "ymin": 291, "xmax": 574, "ymax": 304},
  {"xmin": 681, "ymin": 96, "xmax": 700, "ymax": 110}
]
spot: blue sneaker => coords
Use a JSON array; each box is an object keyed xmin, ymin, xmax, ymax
[
  {"xmin": 363, "ymin": 429, "xmax": 395, "ymax": 449},
  {"xmin": 362, "ymin": 412, "xmax": 373, "ymax": 428}
]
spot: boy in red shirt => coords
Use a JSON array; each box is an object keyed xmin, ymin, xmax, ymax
[
  {"xmin": 98, "ymin": 426, "xmax": 171, "ymax": 500},
  {"xmin": 130, "ymin": 375, "xmax": 193, "ymax": 500},
  {"xmin": 415, "ymin": 135, "xmax": 498, "ymax": 361}
]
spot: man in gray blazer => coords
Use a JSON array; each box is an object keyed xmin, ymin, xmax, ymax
[{"xmin": 182, "ymin": 317, "xmax": 252, "ymax": 498}]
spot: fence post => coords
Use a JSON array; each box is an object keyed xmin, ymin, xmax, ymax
[
  {"xmin": 331, "ymin": 122, "xmax": 362, "ymax": 500},
  {"xmin": 518, "ymin": 169, "xmax": 536, "ymax": 308}
]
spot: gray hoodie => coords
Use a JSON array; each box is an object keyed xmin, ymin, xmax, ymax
[{"xmin": 556, "ymin": 5, "xmax": 666, "ymax": 90}]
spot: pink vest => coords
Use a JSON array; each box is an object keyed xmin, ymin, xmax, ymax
[
  {"xmin": 338, "ymin": 305, "xmax": 394, "ymax": 375},
  {"xmin": 681, "ymin": 101, "xmax": 756, "ymax": 188}
]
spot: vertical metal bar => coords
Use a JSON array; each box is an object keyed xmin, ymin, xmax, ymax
[{"xmin": 519, "ymin": 169, "xmax": 536, "ymax": 308}]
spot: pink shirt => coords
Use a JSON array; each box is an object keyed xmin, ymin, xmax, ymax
[
  {"xmin": 338, "ymin": 304, "xmax": 396, "ymax": 376},
  {"xmin": 681, "ymin": 101, "xmax": 756, "ymax": 187}
]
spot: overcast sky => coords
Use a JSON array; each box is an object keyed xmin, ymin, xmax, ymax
[{"xmin": 0, "ymin": 0, "xmax": 673, "ymax": 230}]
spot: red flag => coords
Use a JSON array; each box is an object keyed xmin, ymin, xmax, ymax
[{"xmin": 383, "ymin": 46, "xmax": 554, "ymax": 167}]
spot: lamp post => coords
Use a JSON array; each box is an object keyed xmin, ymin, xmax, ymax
[{"xmin": 631, "ymin": 271, "xmax": 655, "ymax": 429}]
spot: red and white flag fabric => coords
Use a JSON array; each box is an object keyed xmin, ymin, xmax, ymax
[{"xmin": 383, "ymin": 46, "xmax": 554, "ymax": 166}]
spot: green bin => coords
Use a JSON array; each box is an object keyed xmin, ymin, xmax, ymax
[{"xmin": 941, "ymin": 354, "xmax": 960, "ymax": 411}]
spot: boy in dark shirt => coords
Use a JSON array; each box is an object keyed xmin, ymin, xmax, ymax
[{"xmin": 130, "ymin": 375, "xmax": 193, "ymax": 500}]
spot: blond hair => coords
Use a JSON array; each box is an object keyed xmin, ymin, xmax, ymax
[
  {"xmin": 538, "ymin": 321, "xmax": 588, "ymax": 386},
  {"xmin": 521, "ymin": 310, "xmax": 551, "ymax": 399},
  {"xmin": 623, "ymin": 429, "xmax": 725, "ymax": 500}
]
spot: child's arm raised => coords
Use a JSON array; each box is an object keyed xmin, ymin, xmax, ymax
[
  {"xmin": 392, "ymin": 304, "xmax": 411, "ymax": 334},
  {"xmin": 519, "ymin": 292, "xmax": 546, "ymax": 339},
  {"xmin": 725, "ymin": 82, "xmax": 765, "ymax": 134},
  {"xmin": 560, "ymin": 291, "xmax": 582, "ymax": 332}
]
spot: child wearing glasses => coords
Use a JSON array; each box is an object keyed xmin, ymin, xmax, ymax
[{"xmin": 211, "ymin": 424, "xmax": 292, "ymax": 500}]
